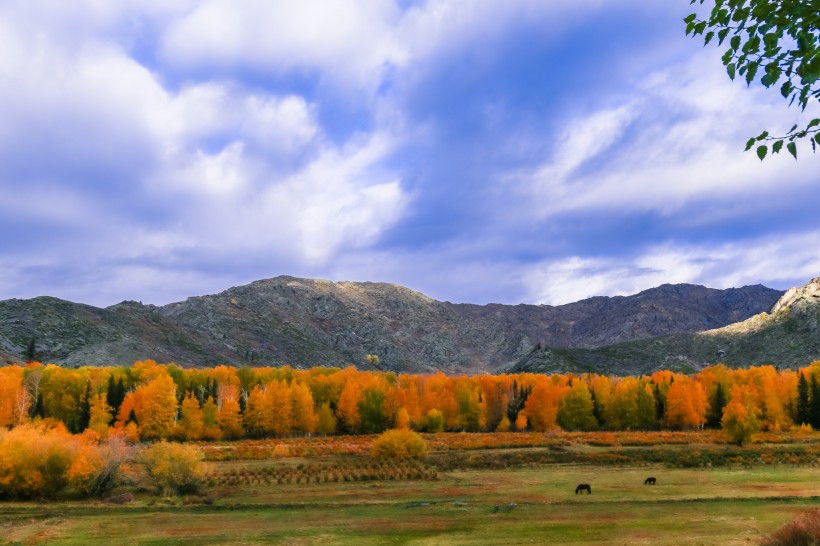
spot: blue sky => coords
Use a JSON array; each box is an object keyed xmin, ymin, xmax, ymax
[{"xmin": 1, "ymin": 0, "xmax": 819, "ymax": 307}]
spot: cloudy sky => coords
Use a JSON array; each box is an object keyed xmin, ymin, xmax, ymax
[{"xmin": 1, "ymin": 0, "xmax": 819, "ymax": 307}]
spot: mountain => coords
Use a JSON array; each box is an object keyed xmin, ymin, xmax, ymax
[
  {"xmin": 512, "ymin": 278, "xmax": 820, "ymax": 375},
  {"xmin": 0, "ymin": 276, "xmax": 783, "ymax": 373}
]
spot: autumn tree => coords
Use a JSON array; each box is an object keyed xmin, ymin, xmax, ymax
[
  {"xmin": 137, "ymin": 374, "xmax": 178, "ymax": 440},
  {"xmin": 243, "ymin": 385, "xmax": 273, "ymax": 437},
  {"xmin": 336, "ymin": 380, "xmax": 362, "ymax": 433},
  {"xmin": 664, "ymin": 376, "xmax": 709, "ymax": 430},
  {"xmin": 291, "ymin": 382, "xmax": 317, "ymax": 435},
  {"xmin": 523, "ymin": 379, "xmax": 562, "ymax": 432},
  {"xmin": 176, "ymin": 393, "xmax": 204, "ymax": 441},
  {"xmin": 216, "ymin": 396, "xmax": 244, "ymax": 439},
  {"xmin": 722, "ymin": 384, "xmax": 761, "ymax": 445},
  {"xmin": 87, "ymin": 394, "xmax": 113, "ymax": 440}
]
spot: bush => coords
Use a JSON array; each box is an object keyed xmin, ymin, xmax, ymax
[
  {"xmin": 761, "ymin": 509, "xmax": 820, "ymax": 546},
  {"xmin": 371, "ymin": 429, "xmax": 426, "ymax": 461},
  {"xmin": 0, "ymin": 423, "xmax": 78, "ymax": 499},
  {"xmin": 140, "ymin": 441, "xmax": 206, "ymax": 497},
  {"xmin": 68, "ymin": 436, "xmax": 129, "ymax": 497}
]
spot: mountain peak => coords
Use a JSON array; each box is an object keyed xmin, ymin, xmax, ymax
[{"xmin": 770, "ymin": 277, "xmax": 820, "ymax": 315}]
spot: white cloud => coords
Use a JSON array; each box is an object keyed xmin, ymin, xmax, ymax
[
  {"xmin": 523, "ymin": 231, "xmax": 820, "ymax": 305},
  {"xmin": 517, "ymin": 51, "xmax": 820, "ymax": 219},
  {"xmin": 0, "ymin": 4, "xmax": 411, "ymax": 306}
]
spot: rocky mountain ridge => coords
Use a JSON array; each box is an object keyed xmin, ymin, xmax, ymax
[
  {"xmin": 512, "ymin": 277, "xmax": 820, "ymax": 375},
  {"xmin": 0, "ymin": 276, "xmax": 785, "ymax": 374}
]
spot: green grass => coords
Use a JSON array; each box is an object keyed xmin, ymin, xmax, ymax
[{"xmin": 2, "ymin": 463, "xmax": 818, "ymax": 545}]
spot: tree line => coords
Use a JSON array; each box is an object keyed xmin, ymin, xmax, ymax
[{"xmin": 2, "ymin": 359, "xmax": 820, "ymax": 444}]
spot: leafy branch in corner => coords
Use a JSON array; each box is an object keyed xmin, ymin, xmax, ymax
[{"xmin": 685, "ymin": 0, "xmax": 820, "ymax": 160}]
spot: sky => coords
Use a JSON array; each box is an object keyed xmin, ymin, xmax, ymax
[{"xmin": 1, "ymin": 0, "xmax": 819, "ymax": 308}]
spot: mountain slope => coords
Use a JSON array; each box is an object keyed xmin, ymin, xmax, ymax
[
  {"xmin": 0, "ymin": 276, "xmax": 782, "ymax": 373},
  {"xmin": 512, "ymin": 278, "xmax": 820, "ymax": 375}
]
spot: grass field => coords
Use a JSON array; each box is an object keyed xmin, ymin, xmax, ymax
[{"xmin": 2, "ymin": 433, "xmax": 820, "ymax": 545}]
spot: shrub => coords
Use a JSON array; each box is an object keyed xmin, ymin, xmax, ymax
[
  {"xmin": 761, "ymin": 509, "xmax": 820, "ymax": 546},
  {"xmin": 68, "ymin": 436, "xmax": 129, "ymax": 497},
  {"xmin": 140, "ymin": 441, "xmax": 206, "ymax": 497},
  {"xmin": 371, "ymin": 429, "xmax": 426, "ymax": 461},
  {"xmin": 0, "ymin": 423, "xmax": 78, "ymax": 499}
]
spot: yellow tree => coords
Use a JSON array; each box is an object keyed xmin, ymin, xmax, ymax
[
  {"xmin": 137, "ymin": 374, "xmax": 178, "ymax": 440},
  {"xmin": 722, "ymin": 384, "xmax": 760, "ymax": 445},
  {"xmin": 217, "ymin": 396, "xmax": 244, "ymax": 439},
  {"xmin": 87, "ymin": 393, "xmax": 113, "ymax": 440},
  {"xmin": 243, "ymin": 385, "xmax": 273, "ymax": 437},
  {"xmin": 270, "ymin": 380, "xmax": 293, "ymax": 437},
  {"xmin": 291, "ymin": 382, "xmax": 316, "ymax": 435},
  {"xmin": 201, "ymin": 396, "xmax": 220, "ymax": 440},
  {"xmin": 315, "ymin": 402, "xmax": 337, "ymax": 435},
  {"xmin": 336, "ymin": 380, "xmax": 362, "ymax": 433},
  {"xmin": 176, "ymin": 393, "xmax": 204, "ymax": 441}
]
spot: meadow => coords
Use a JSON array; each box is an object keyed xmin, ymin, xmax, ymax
[{"xmin": 2, "ymin": 431, "xmax": 819, "ymax": 545}]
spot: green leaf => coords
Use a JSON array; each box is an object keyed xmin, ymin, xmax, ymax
[
  {"xmin": 745, "ymin": 62, "xmax": 759, "ymax": 85},
  {"xmin": 756, "ymin": 130, "xmax": 769, "ymax": 140},
  {"xmin": 717, "ymin": 28, "xmax": 730, "ymax": 45},
  {"xmin": 744, "ymin": 137, "xmax": 756, "ymax": 151},
  {"xmin": 808, "ymin": 119, "xmax": 820, "ymax": 129},
  {"xmin": 730, "ymin": 35, "xmax": 741, "ymax": 50},
  {"xmin": 772, "ymin": 140, "xmax": 783, "ymax": 154},
  {"xmin": 704, "ymin": 31, "xmax": 714, "ymax": 45},
  {"xmin": 756, "ymin": 145, "xmax": 767, "ymax": 160},
  {"xmin": 683, "ymin": 13, "xmax": 697, "ymax": 24},
  {"xmin": 780, "ymin": 81, "xmax": 793, "ymax": 98},
  {"xmin": 787, "ymin": 141, "xmax": 797, "ymax": 159},
  {"xmin": 727, "ymin": 62, "xmax": 736, "ymax": 80},
  {"xmin": 815, "ymin": 134, "xmax": 820, "ymax": 145}
]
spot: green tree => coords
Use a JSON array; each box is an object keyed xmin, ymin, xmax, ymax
[
  {"xmin": 557, "ymin": 381, "xmax": 598, "ymax": 431},
  {"xmin": 358, "ymin": 388, "xmax": 387, "ymax": 434},
  {"xmin": 797, "ymin": 372, "xmax": 810, "ymax": 425},
  {"xmin": 76, "ymin": 381, "xmax": 92, "ymax": 433},
  {"xmin": 810, "ymin": 374, "xmax": 820, "ymax": 429},
  {"xmin": 685, "ymin": 0, "xmax": 820, "ymax": 159},
  {"xmin": 708, "ymin": 382, "xmax": 728, "ymax": 428},
  {"xmin": 425, "ymin": 408, "xmax": 444, "ymax": 433}
]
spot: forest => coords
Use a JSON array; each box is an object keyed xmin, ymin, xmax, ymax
[{"xmin": 1, "ymin": 359, "xmax": 819, "ymax": 445}]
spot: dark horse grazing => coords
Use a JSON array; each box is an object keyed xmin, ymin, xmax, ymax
[
  {"xmin": 575, "ymin": 483, "xmax": 591, "ymax": 494},
  {"xmin": 644, "ymin": 477, "xmax": 656, "ymax": 485}
]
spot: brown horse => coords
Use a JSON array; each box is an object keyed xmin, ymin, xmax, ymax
[{"xmin": 575, "ymin": 483, "xmax": 591, "ymax": 494}]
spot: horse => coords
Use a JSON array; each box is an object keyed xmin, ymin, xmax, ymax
[
  {"xmin": 575, "ymin": 483, "xmax": 591, "ymax": 494},
  {"xmin": 644, "ymin": 477, "xmax": 656, "ymax": 485}
]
